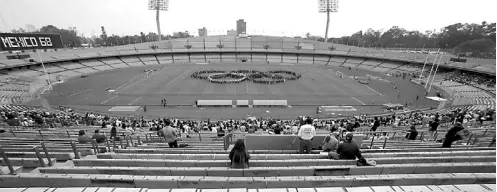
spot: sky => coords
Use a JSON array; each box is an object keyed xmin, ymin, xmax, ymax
[{"xmin": 0, "ymin": 0, "xmax": 495, "ymax": 38}]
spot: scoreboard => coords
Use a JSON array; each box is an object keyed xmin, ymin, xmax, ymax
[{"xmin": 0, "ymin": 33, "xmax": 64, "ymax": 51}]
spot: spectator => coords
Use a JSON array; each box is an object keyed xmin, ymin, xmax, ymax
[
  {"xmin": 291, "ymin": 123, "xmax": 299, "ymax": 135},
  {"xmin": 229, "ymin": 139, "xmax": 250, "ymax": 169},
  {"xmin": 370, "ymin": 117, "xmax": 380, "ymax": 132},
  {"xmin": 428, "ymin": 119, "xmax": 439, "ymax": 140},
  {"xmin": 442, "ymin": 122, "xmax": 467, "ymax": 148},
  {"xmin": 273, "ymin": 125, "xmax": 282, "ymax": 134},
  {"xmin": 78, "ymin": 130, "xmax": 91, "ymax": 144},
  {"xmin": 162, "ymin": 119, "xmax": 179, "ymax": 148},
  {"xmin": 91, "ymin": 130, "xmax": 106, "ymax": 143},
  {"xmin": 217, "ymin": 127, "xmax": 225, "ymax": 137},
  {"xmin": 110, "ymin": 126, "xmax": 118, "ymax": 141},
  {"xmin": 322, "ymin": 133, "xmax": 338, "ymax": 152},
  {"xmin": 405, "ymin": 125, "xmax": 418, "ymax": 140},
  {"xmin": 298, "ymin": 118, "xmax": 316, "ymax": 154},
  {"xmin": 337, "ymin": 133, "xmax": 363, "ymax": 160}
]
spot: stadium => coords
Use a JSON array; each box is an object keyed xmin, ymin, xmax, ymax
[{"xmin": 0, "ymin": 0, "xmax": 496, "ymax": 191}]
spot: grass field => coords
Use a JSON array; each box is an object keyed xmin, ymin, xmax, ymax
[{"xmin": 35, "ymin": 62, "xmax": 438, "ymax": 119}]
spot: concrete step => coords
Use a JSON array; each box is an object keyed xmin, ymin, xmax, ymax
[
  {"xmin": 0, "ymin": 166, "xmax": 22, "ymax": 175},
  {"xmin": 5, "ymin": 152, "xmax": 76, "ymax": 161},
  {"xmin": 74, "ymin": 156, "xmax": 495, "ymax": 167},
  {"xmin": 39, "ymin": 162, "xmax": 496, "ymax": 176},
  {"xmin": 0, "ymin": 158, "xmax": 56, "ymax": 168},
  {"xmin": 144, "ymin": 142, "xmax": 223, "ymax": 146},
  {"xmin": 100, "ymin": 150, "xmax": 496, "ymax": 160},
  {"xmin": 0, "ymin": 173, "xmax": 493, "ymax": 188},
  {"xmin": 1, "ymin": 148, "xmax": 95, "ymax": 156},
  {"xmin": 114, "ymin": 147, "xmax": 496, "ymax": 154},
  {"xmin": 0, "ymin": 184, "xmax": 495, "ymax": 192}
]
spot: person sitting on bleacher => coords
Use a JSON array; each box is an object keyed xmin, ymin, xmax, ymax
[
  {"xmin": 273, "ymin": 124, "xmax": 283, "ymax": 134},
  {"xmin": 78, "ymin": 130, "xmax": 91, "ymax": 144},
  {"xmin": 229, "ymin": 139, "xmax": 250, "ymax": 169},
  {"xmin": 322, "ymin": 133, "xmax": 338, "ymax": 152},
  {"xmin": 91, "ymin": 130, "xmax": 106, "ymax": 143},
  {"xmin": 405, "ymin": 125, "xmax": 418, "ymax": 140},
  {"xmin": 336, "ymin": 133, "xmax": 363, "ymax": 160},
  {"xmin": 322, "ymin": 133, "xmax": 340, "ymax": 160}
]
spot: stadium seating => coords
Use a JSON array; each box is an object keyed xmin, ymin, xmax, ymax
[
  {"xmin": 0, "ymin": 126, "xmax": 495, "ymax": 189},
  {"xmin": 0, "ymin": 37, "xmax": 495, "ymax": 190}
]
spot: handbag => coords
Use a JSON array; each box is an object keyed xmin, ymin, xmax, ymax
[{"xmin": 357, "ymin": 157, "xmax": 376, "ymax": 166}]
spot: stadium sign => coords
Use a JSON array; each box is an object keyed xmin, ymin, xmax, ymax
[{"xmin": 0, "ymin": 33, "xmax": 63, "ymax": 51}]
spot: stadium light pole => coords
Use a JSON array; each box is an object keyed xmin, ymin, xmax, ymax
[
  {"xmin": 319, "ymin": 0, "xmax": 338, "ymax": 43},
  {"xmin": 424, "ymin": 49, "xmax": 440, "ymax": 89},
  {"xmin": 324, "ymin": 0, "xmax": 330, "ymax": 43},
  {"xmin": 427, "ymin": 52, "xmax": 444, "ymax": 92},
  {"xmin": 417, "ymin": 54, "xmax": 431, "ymax": 82},
  {"xmin": 149, "ymin": 0, "xmax": 169, "ymax": 42}
]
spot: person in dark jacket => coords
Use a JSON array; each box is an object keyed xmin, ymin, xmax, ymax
[
  {"xmin": 78, "ymin": 130, "xmax": 91, "ymax": 144},
  {"xmin": 91, "ymin": 130, "xmax": 106, "ymax": 143},
  {"xmin": 229, "ymin": 139, "xmax": 250, "ymax": 169},
  {"xmin": 405, "ymin": 125, "xmax": 418, "ymax": 140},
  {"xmin": 428, "ymin": 118, "xmax": 439, "ymax": 140},
  {"xmin": 442, "ymin": 122, "xmax": 465, "ymax": 148},
  {"xmin": 336, "ymin": 133, "xmax": 363, "ymax": 160},
  {"xmin": 370, "ymin": 117, "xmax": 380, "ymax": 132},
  {"xmin": 273, "ymin": 125, "xmax": 282, "ymax": 134},
  {"xmin": 110, "ymin": 126, "xmax": 118, "ymax": 140}
]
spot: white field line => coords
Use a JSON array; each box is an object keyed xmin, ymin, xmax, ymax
[
  {"xmin": 351, "ymin": 97, "xmax": 366, "ymax": 105},
  {"xmin": 128, "ymin": 96, "xmax": 143, "ymax": 105},
  {"xmin": 69, "ymin": 89, "xmax": 91, "ymax": 97},
  {"xmin": 101, "ymin": 95, "xmax": 118, "ymax": 105},
  {"xmin": 166, "ymin": 68, "xmax": 192, "ymax": 86},
  {"xmin": 113, "ymin": 74, "xmax": 144, "ymax": 92},
  {"xmin": 364, "ymin": 85, "xmax": 383, "ymax": 96}
]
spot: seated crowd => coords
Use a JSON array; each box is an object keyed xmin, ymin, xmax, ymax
[{"xmin": 443, "ymin": 70, "xmax": 496, "ymax": 88}]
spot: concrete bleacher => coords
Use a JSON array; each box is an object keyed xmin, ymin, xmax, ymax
[
  {"xmin": 0, "ymin": 126, "xmax": 495, "ymax": 190},
  {"xmin": 99, "ymin": 58, "xmax": 125, "ymax": 65},
  {"xmin": 0, "ymin": 185, "xmax": 494, "ymax": 191},
  {"xmin": 378, "ymin": 63, "xmax": 399, "ymax": 69},
  {"xmin": 79, "ymin": 59, "xmax": 105, "ymax": 67},
  {"xmin": 368, "ymin": 66, "xmax": 391, "ymax": 73},
  {"xmin": 435, "ymin": 80, "xmax": 495, "ymax": 110}
]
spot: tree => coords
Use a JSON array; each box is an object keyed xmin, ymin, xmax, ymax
[
  {"xmin": 454, "ymin": 38, "xmax": 495, "ymax": 57},
  {"xmin": 338, "ymin": 21, "xmax": 495, "ymax": 55},
  {"xmin": 11, "ymin": 28, "xmax": 27, "ymax": 33},
  {"xmin": 38, "ymin": 25, "xmax": 82, "ymax": 47}
]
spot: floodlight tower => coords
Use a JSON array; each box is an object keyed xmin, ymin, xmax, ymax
[
  {"xmin": 148, "ymin": 0, "xmax": 169, "ymax": 42},
  {"xmin": 319, "ymin": 0, "xmax": 338, "ymax": 43}
]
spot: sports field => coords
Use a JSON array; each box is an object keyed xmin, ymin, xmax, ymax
[{"xmin": 35, "ymin": 62, "xmax": 438, "ymax": 119}]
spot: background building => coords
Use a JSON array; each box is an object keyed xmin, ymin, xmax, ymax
[
  {"xmin": 236, "ymin": 19, "xmax": 246, "ymax": 35},
  {"xmin": 198, "ymin": 27, "xmax": 207, "ymax": 37},
  {"xmin": 173, "ymin": 31, "xmax": 191, "ymax": 38},
  {"xmin": 227, "ymin": 29, "xmax": 237, "ymax": 37}
]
